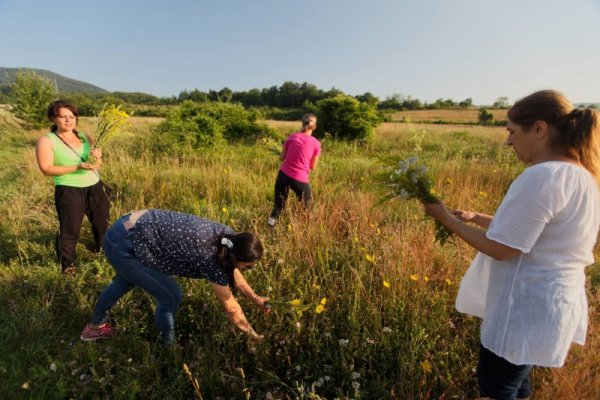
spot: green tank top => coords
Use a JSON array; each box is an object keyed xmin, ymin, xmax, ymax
[{"xmin": 47, "ymin": 132, "xmax": 100, "ymax": 187}]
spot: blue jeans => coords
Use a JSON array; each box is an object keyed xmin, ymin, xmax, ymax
[
  {"xmin": 477, "ymin": 343, "xmax": 532, "ymax": 400},
  {"xmin": 91, "ymin": 215, "xmax": 182, "ymax": 344}
]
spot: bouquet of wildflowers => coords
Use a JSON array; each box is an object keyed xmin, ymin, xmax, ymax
[
  {"xmin": 378, "ymin": 155, "xmax": 452, "ymax": 245},
  {"xmin": 92, "ymin": 104, "xmax": 130, "ymax": 149}
]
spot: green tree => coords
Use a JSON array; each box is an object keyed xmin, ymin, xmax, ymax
[
  {"xmin": 478, "ymin": 107, "xmax": 494, "ymax": 125},
  {"xmin": 218, "ymin": 87, "xmax": 233, "ymax": 103},
  {"xmin": 355, "ymin": 92, "xmax": 379, "ymax": 107},
  {"xmin": 492, "ymin": 96, "xmax": 510, "ymax": 108},
  {"xmin": 316, "ymin": 95, "xmax": 382, "ymax": 143},
  {"xmin": 458, "ymin": 98, "xmax": 473, "ymax": 108},
  {"xmin": 10, "ymin": 70, "xmax": 56, "ymax": 129}
]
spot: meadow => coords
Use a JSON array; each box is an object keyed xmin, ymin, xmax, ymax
[
  {"xmin": 390, "ymin": 109, "xmax": 507, "ymax": 124},
  {"xmin": 0, "ymin": 109, "xmax": 598, "ymax": 399}
]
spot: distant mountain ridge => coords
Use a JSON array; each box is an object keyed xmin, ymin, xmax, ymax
[{"xmin": 0, "ymin": 67, "xmax": 108, "ymax": 94}]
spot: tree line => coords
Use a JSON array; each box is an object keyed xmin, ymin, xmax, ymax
[{"xmin": 1, "ymin": 71, "xmax": 518, "ymax": 116}]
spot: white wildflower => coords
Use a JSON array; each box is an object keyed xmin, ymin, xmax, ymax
[
  {"xmin": 382, "ymin": 327, "xmax": 392, "ymax": 333},
  {"xmin": 351, "ymin": 371, "xmax": 361, "ymax": 380},
  {"xmin": 410, "ymin": 171, "xmax": 419, "ymax": 183},
  {"xmin": 338, "ymin": 339, "xmax": 349, "ymax": 346},
  {"xmin": 352, "ymin": 381, "xmax": 360, "ymax": 390},
  {"xmin": 49, "ymin": 363, "xmax": 57, "ymax": 372}
]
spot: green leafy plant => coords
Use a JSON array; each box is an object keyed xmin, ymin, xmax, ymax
[
  {"xmin": 315, "ymin": 95, "xmax": 382, "ymax": 143},
  {"xmin": 9, "ymin": 70, "xmax": 56, "ymax": 129},
  {"xmin": 153, "ymin": 101, "xmax": 279, "ymax": 154}
]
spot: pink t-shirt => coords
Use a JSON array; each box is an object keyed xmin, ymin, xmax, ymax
[{"xmin": 280, "ymin": 132, "xmax": 321, "ymax": 183}]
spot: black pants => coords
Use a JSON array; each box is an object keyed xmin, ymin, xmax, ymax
[
  {"xmin": 270, "ymin": 170, "xmax": 312, "ymax": 219},
  {"xmin": 477, "ymin": 343, "xmax": 532, "ymax": 400},
  {"xmin": 54, "ymin": 181, "xmax": 110, "ymax": 270}
]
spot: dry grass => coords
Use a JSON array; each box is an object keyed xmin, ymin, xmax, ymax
[{"xmin": 390, "ymin": 109, "xmax": 508, "ymax": 124}]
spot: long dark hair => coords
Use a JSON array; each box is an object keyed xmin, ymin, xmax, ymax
[
  {"xmin": 47, "ymin": 100, "xmax": 79, "ymax": 134},
  {"xmin": 508, "ymin": 90, "xmax": 599, "ymax": 185},
  {"xmin": 216, "ymin": 232, "xmax": 263, "ymax": 289}
]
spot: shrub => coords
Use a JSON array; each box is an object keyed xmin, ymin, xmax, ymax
[
  {"xmin": 153, "ymin": 101, "xmax": 279, "ymax": 154},
  {"xmin": 478, "ymin": 107, "xmax": 494, "ymax": 125},
  {"xmin": 315, "ymin": 95, "xmax": 381, "ymax": 143},
  {"xmin": 9, "ymin": 70, "xmax": 56, "ymax": 129}
]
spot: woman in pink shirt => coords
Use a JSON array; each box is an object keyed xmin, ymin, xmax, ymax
[{"xmin": 268, "ymin": 113, "xmax": 321, "ymax": 226}]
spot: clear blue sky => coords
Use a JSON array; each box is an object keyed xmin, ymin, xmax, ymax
[{"xmin": 1, "ymin": 0, "xmax": 599, "ymax": 105}]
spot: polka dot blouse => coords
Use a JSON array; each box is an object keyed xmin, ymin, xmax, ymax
[{"xmin": 130, "ymin": 209, "xmax": 233, "ymax": 286}]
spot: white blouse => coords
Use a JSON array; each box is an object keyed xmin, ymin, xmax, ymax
[{"xmin": 456, "ymin": 162, "xmax": 600, "ymax": 367}]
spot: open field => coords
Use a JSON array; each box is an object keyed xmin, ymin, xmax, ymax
[
  {"xmin": 0, "ymin": 109, "xmax": 598, "ymax": 399},
  {"xmin": 390, "ymin": 109, "xmax": 508, "ymax": 124}
]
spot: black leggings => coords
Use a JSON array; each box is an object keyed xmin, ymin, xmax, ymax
[
  {"xmin": 54, "ymin": 181, "xmax": 111, "ymax": 270},
  {"xmin": 270, "ymin": 170, "xmax": 312, "ymax": 219}
]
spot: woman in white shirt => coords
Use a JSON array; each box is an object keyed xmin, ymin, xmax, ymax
[{"xmin": 423, "ymin": 90, "xmax": 600, "ymax": 400}]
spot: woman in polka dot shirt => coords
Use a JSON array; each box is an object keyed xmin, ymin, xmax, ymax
[{"xmin": 80, "ymin": 209, "xmax": 270, "ymax": 344}]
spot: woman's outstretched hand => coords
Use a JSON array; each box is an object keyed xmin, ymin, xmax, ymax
[
  {"xmin": 248, "ymin": 329, "xmax": 265, "ymax": 341},
  {"xmin": 422, "ymin": 200, "xmax": 452, "ymax": 223},
  {"xmin": 450, "ymin": 209, "xmax": 477, "ymax": 223},
  {"xmin": 254, "ymin": 296, "xmax": 271, "ymax": 314}
]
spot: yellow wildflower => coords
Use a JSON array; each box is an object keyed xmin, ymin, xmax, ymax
[
  {"xmin": 365, "ymin": 254, "xmax": 375, "ymax": 264},
  {"xmin": 445, "ymin": 278, "xmax": 452, "ymax": 285},
  {"xmin": 410, "ymin": 274, "xmax": 419, "ymax": 281},
  {"xmin": 222, "ymin": 207, "xmax": 228, "ymax": 214},
  {"xmin": 320, "ymin": 297, "xmax": 327, "ymax": 305},
  {"xmin": 287, "ymin": 224, "xmax": 292, "ymax": 231},
  {"xmin": 383, "ymin": 280, "xmax": 391, "ymax": 288},
  {"xmin": 315, "ymin": 304, "xmax": 325, "ymax": 314},
  {"xmin": 290, "ymin": 299, "xmax": 302, "ymax": 307},
  {"xmin": 424, "ymin": 276, "xmax": 430, "ymax": 282},
  {"xmin": 93, "ymin": 104, "xmax": 129, "ymax": 148},
  {"xmin": 479, "ymin": 191, "xmax": 488, "ymax": 198},
  {"xmin": 420, "ymin": 360, "xmax": 433, "ymax": 374}
]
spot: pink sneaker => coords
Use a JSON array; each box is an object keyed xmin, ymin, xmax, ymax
[{"xmin": 80, "ymin": 323, "xmax": 115, "ymax": 341}]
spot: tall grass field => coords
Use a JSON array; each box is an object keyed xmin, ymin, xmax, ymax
[{"xmin": 1, "ymin": 109, "xmax": 599, "ymax": 399}]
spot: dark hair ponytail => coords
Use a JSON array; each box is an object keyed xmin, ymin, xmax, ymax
[{"xmin": 216, "ymin": 232, "xmax": 264, "ymax": 290}]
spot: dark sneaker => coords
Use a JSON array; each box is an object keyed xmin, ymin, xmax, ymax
[{"xmin": 80, "ymin": 323, "xmax": 115, "ymax": 341}]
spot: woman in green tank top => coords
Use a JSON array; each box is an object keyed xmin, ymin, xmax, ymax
[{"xmin": 35, "ymin": 100, "xmax": 111, "ymax": 274}]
